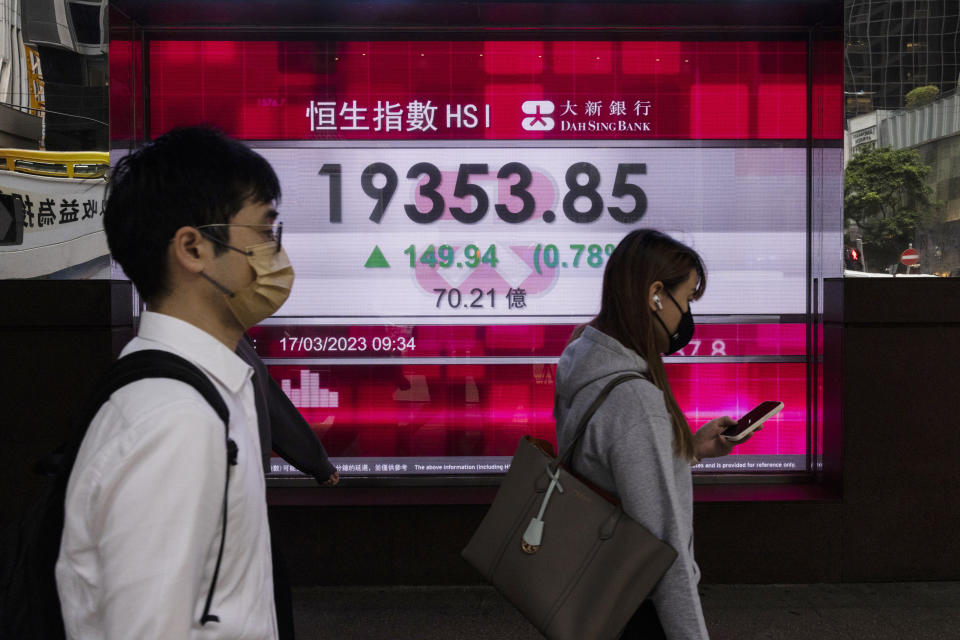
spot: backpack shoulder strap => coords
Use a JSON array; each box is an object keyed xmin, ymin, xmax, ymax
[
  {"xmin": 97, "ymin": 350, "xmax": 229, "ymax": 425},
  {"xmin": 65, "ymin": 349, "xmax": 235, "ymax": 626},
  {"xmin": 101, "ymin": 350, "xmax": 236, "ymax": 625},
  {"xmin": 43, "ymin": 350, "xmax": 231, "ymax": 481},
  {"xmin": 11, "ymin": 349, "xmax": 238, "ymax": 639}
]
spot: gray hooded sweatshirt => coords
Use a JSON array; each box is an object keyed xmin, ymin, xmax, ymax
[{"xmin": 555, "ymin": 326, "xmax": 709, "ymax": 640}]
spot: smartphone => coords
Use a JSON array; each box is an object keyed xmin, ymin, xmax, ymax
[{"xmin": 722, "ymin": 401, "xmax": 784, "ymax": 442}]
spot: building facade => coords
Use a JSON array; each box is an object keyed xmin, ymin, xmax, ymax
[{"xmin": 845, "ymin": 0, "xmax": 960, "ymax": 114}]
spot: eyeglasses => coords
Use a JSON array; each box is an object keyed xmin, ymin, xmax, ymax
[{"xmin": 197, "ymin": 221, "xmax": 283, "ymax": 255}]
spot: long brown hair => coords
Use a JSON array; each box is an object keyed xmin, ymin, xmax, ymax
[{"xmin": 577, "ymin": 229, "xmax": 707, "ymax": 461}]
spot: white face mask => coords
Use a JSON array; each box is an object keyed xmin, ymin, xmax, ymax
[{"xmin": 201, "ymin": 238, "xmax": 295, "ymax": 330}]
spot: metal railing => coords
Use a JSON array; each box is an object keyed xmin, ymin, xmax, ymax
[{"xmin": 0, "ymin": 149, "xmax": 109, "ymax": 179}]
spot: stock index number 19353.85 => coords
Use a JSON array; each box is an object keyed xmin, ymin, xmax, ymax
[{"xmin": 318, "ymin": 161, "xmax": 647, "ymax": 225}]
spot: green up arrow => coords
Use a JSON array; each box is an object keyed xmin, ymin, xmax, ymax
[{"xmin": 364, "ymin": 245, "xmax": 391, "ymax": 268}]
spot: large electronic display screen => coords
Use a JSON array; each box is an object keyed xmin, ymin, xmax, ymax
[{"xmin": 143, "ymin": 39, "xmax": 842, "ymax": 478}]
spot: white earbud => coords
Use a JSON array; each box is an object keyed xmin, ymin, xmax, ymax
[{"xmin": 653, "ymin": 294, "xmax": 663, "ymax": 310}]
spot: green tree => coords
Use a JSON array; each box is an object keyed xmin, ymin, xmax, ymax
[
  {"xmin": 844, "ymin": 146, "xmax": 937, "ymax": 269},
  {"xmin": 905, "ymin": 85, "xmax": 939, "ymax": 108}
]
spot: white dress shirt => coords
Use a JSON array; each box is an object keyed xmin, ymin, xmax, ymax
[{"xmin": 56, "ymin": 311, "xmax": 278, "ymax": 640}]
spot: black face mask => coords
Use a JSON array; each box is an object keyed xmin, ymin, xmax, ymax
[{"xmin": 653, "ymin": 289, "xmax": 695, "ymax": 355}]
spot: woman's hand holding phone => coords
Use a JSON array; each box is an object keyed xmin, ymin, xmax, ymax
[
  {"xmin": 693, "ymin": 416, "xmax": 738, "ymax": 461},
  {"xmin": 722, "ymin": 401, "xmax": 784, "ymax": 442},
  {"xmin": 693, "ymin": 401, "xmax": 783, "ymax": 462}
]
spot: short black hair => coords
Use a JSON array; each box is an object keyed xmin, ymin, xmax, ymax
[{"xmin": 104, "ymin": 126, "xmax": 281, "ymax": 303}]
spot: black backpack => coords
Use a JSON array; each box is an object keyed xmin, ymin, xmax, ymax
[{"xmin": 0, "ymin": 349, "xmax": 238, "ymax": 639}]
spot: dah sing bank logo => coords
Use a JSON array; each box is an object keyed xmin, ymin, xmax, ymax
[
  {"xmin": 521, "ymin": 98, "xmax": 654, "ymax": 134},
  {"xmin": 521, "ymin": 100, "xmax": 555, "ymax": 131}
]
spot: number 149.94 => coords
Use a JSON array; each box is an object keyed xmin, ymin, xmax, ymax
[{"xmin": 404, "ymin": 244, "xmax": 499, "ymax": 269}]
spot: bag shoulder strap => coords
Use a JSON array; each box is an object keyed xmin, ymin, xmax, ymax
[
  {"xmin": 559, "ymin": 372, "xmax": 648, "ymax": 469},
  {"xmin": 98, "ymin": 349, "xmax": 229, "ymax": 422},
  {"xmin": 61, "ymin": 349, "xmax": 235, "ymax": 626},
  {"xmin": 48, "ymin": 349, "xmax": 229, "ymax": 481}
]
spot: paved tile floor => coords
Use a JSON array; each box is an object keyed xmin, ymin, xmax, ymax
[{"xmin": 292, "ymin": 582, "xmax": 960, "ymax": 639}]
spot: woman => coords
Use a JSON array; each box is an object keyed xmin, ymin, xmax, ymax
[{"xmin": 554, "ymin": 229, "xmax": 741, "ymax": 639}]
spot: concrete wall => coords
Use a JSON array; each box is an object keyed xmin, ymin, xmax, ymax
[
  {"xmin": 0, "ymin": 280, "xmax": 133, "ymax": 526},
  {"xmin": 0, "ymin": 103, "xmax": 42, "ymax": 149},
  {"xmin": 914, "ymin": 136, "xmax": 960, "ymax": 273},
  {"xmin": 824, "ymin": 277, "xmax": 960, "ymax": 581}
]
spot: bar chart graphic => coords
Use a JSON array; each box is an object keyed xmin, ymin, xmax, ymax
[{"xmin": 280, "ymin": 370, "xmax": 339, "ymax": 408}]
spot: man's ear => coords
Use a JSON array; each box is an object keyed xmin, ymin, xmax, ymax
[
  {"xmin": 169, "ymin": 226, "xmax": 210, "ymax": 275},
  {"xmin": 648, "ymin": 281, "xmax": 664, "ymax": 312}
]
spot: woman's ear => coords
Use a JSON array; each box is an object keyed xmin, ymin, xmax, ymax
[
  {"xmin": 169, "ymin": 226, "xmax": 209, "ymax": 275},
  {"xmin": 648, "ymin": 281, "xmax": 664, "ymax": 312}
]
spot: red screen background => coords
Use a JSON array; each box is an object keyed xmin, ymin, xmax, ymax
[
  {"xmin": 138, "ymin": 38, "xmax": 837, "ymax": 469},
  {"xmin": 147, "ymin": 40, "xmax": 840, "ymax": 141}
]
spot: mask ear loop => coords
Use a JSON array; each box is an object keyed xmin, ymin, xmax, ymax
[
  {"xmin": 662, "ymin": 289, "xmax": 687, "ymax": 313},
  {"xmin": 652, "ymin": 309, "xmax": 677, "ymax": 341},
  {"xmin": 651, "ymin": 288, "xmax": 680, "ymax": 346},
  {"xmin": 195, "ymin": 229, "xmax": 248, "ymax": 298},
  {"xmin": 199, "ymin": 271, "xmax": 237, "ymax": 298}
]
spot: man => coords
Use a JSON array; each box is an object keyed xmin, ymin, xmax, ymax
[{"xmin": 56, "ymin": 127, "xmax": 291, "ymax": 638}]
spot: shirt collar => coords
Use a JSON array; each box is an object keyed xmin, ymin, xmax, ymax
[{"xmin": 135, "ymin": 311, "xmax": 253, "ymax": 394}]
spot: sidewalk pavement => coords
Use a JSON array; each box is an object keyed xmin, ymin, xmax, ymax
[{"xmin": 293, "ymin": 582, "xmax": 960, "ymax": 639}]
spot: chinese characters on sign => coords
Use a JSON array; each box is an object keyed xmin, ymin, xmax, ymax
[
  {"xmin": 307, "ymin": 100, "xmax": 490, "ymax": 133},
  {"xmin": 337, "ymin": 463, "xmax": 370, "ymax": 472},
  {"xmin": 5, "ymin": 191, "xmax": 105, "ymax": 231},
  {"xmin": 507, "ymin": 288, "xmax": 527, "ymax": 309},
  {"xmin": 374, "ymin": 464, "xmax": 409, "ymax": 472},
  {"xmin": 306, "ymin": 99, "xmax": 654, "ymax": 134},
  {"xmin": 522, "ymin": 99, "xmax": 654, "ymax": 132}
]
